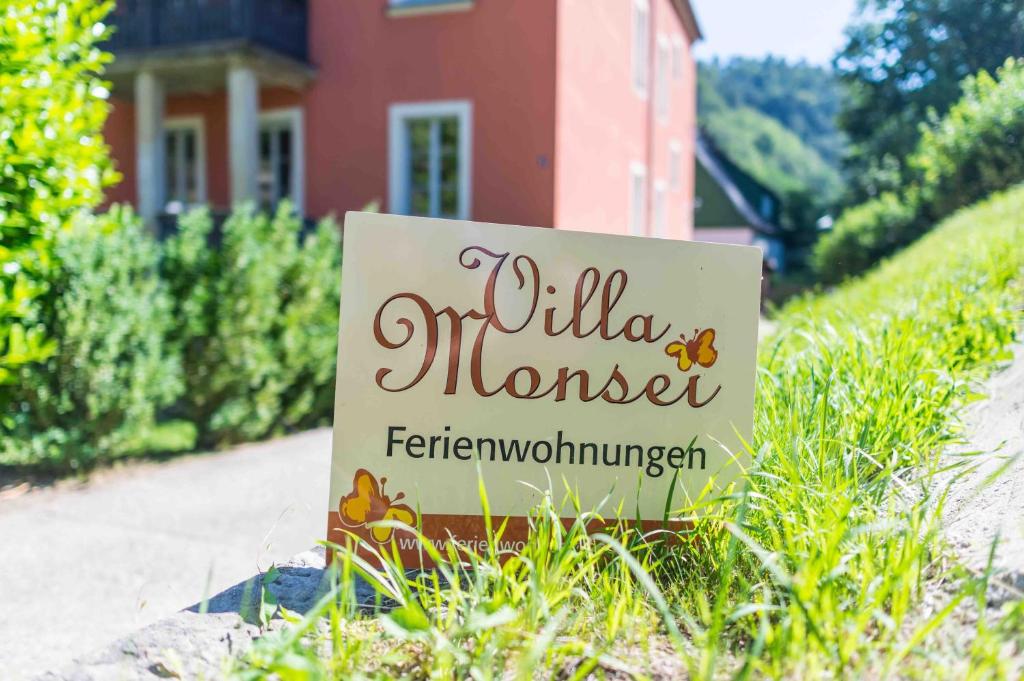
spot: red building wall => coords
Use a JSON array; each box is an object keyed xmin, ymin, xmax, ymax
[
  {"xmin": 102, "ymin": 1, "xmax": 697, "ymax": 237},
  {"xmin": 303, "ymin": 0, "xmax": 558, "ymax": 225},
  {"xmin": 555, "ymin": 0, "xmax": 696, "ymax": 238}
]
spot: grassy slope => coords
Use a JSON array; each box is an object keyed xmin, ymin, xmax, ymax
[{"xmin": 231, "ymin": 187, "xmax": 1024, "ymax": 680}]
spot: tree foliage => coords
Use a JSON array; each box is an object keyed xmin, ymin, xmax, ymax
[
  {"xmin": 815, "ymin": 58, "xmax": 1024, "ymax": 283},
  {"xmin": 700, "ymin": 57, "xmax": 847, "ymax": 167},
  {"xmin": 912, "ymin": 59, "xmax": 1024, "ymax": 218},
  {"xmin": 0, "ymin": 0, "xmax": 117, "ymax": 385},
  {"xmin": 835, "ymin": 0, "xmax": 1024, "ymax": 202},
  {"xmin": 698, "ymin": 57, "xmax": 847, "ymax": 270},
  {"xmin": 700, "ymin": 106, "xmax": 842, "ymax": 202}
]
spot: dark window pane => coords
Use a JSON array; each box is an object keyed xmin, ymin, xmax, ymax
[
  {"xmin": 258, "ymin": 129, "xmax": 275, "ymax": 210},
  {"xmin": 408, "ymin": 119, "xmax": 430, "ymax": 150},
  {"xmin": 440, "ymin": 186, "xmax": 457, "ymax": 217},
  {"xmin": 184, "ymin": 131, "xmax": 197, "ymax": 203},
  {"xmin": 165, "ymin": 131, "xmax": 178, "ymax": 202},
  {"xmin": 410, "ymin": 189, "xmax": 430, "ymax": 215},
  {"xmin": 279, "ymin": 129, "xmax": 292, "ymax": 159},
  {"xmin": 405, "ymin": 115, "xmax": 461, "ymax": 217},
  {"xmin": 260, "ymin": 130, "xmax": 272, "ymax": 160},
  {"xmin": 440, "ymin": 117, "xmax": 458, "ymax": 155},
  {"xmin": 407, "ymin": 119, "xmax": 432, "ymax": 215},
  {"xmin": 277, "ymin": 129, "xmax": 291, "ymax": 203}
]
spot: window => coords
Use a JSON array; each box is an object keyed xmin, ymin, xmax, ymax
[
  {"xmin": 258, "ymin": 108, "xmax": 304, "ymax": 213},
  {"xmin": 164, "ymin": 117, "xmax": 205, "ymax": 212},
  {"xmin": 669, "ymin": 141, "xmax": 682, "ymax": 191},
  {"xmin": 629, "ymin": 163, "xmax": 647, "ymax": 236},
  {"xmin": 760, "ymin": 194, "xmax": 774, "ymax": 219},
  {"xmin": 389, "ymin": 100, "xmax": 472, "ymax": 220},
  {"xmin": 656, "ymin": 35, "xmax": 670, "ymax": 120},
  {"xmin": 653, "ymin": 181, "xmax": 667, "ymax": 237},
  {"xmin": 672, "ymin": 35, "xmax": 684, "ymax": 80},
  {"xmin": 632, "ymin": 0, "xmax": 650, "ymax": 97}
]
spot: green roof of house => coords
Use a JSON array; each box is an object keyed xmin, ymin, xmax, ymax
[{"xmin": 694, "ymin": 132, "xmax": 781, "ymax": 235}]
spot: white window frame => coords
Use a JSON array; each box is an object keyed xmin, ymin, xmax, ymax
[
  {"xmin": 387, "ymin": 0, "xmax": 474, "ymax": 18},
  {"xmin": 632, "ymin": 0, "xmax": 650, "ymax": 98},
  {"xmin": 669, "ymin": 140, "xmax": 682, "ymax": 191},
  {"xmin": 629, "ymin": 162, "xmax": 648, "ymax": 236},
  {"xmin": 656, "ymin": 34, "xmax": 671, "ymax": 121},
  {"xmin": 258, "ymin": 106, "xmax": 305, "ymax": 215},
  {"xmin": 653, "ymin": 180, "xmax": 667, "ymax": 238},
  {"xmin": 164, "ymin": 115, "xmax": 207, "ymax": 209},
  {"xmin": 672, "ymin": 35, "xmax": 684, "ymax": 80},
  {"xmin": 388, "ymin": 99, "xmax": 473, "ymax": 220}
]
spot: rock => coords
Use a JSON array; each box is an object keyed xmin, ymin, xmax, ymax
[{"xmin": 37, "ymin": 548, "xmax": 377, "ymax": 680}]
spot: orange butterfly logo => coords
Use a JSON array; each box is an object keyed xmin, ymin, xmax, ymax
[
  {"xmin": 338, "ymin": 469, "xmax": 416, "ymax": 544},
  {"xmin": 665, "ymin": 328, "xmax": 719, "ymax": 372}
]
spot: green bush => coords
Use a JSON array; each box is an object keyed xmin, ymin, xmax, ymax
[
  {"xmin": 912, "ymin": 58, "xmax": 1024, "ymax": 220},
  {"xmin": 815, "ymin": 58, "xmax": 1024, "ymax": 283},
  {"xmin": 0, "ymin": 0, "xmax": 117, "ymax": 384},
  {"xmin": 811, "ymin": 190, "xmax": 921, "ymax": 283},
  {"xmin": 162, "ymin": 204, "xmax": 341, "ymax": 448},
  {"xmin": 1, "ymin": 208, "xmax": 180, "ymax": 469}
]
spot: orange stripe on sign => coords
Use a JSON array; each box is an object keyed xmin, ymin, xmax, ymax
[{"xmin": 325, "ymin": 512, "xmax": 693, "ymax": 568}]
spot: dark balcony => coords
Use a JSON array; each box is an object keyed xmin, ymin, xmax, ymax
[
  {"xmin": 104, "ymin": 0, "xmax": 314, "ymax": 96},
  {"xmin": 108, "ymin": 0, "xmax": 309, "ymax": 63}
]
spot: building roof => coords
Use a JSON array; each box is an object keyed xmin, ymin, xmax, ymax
[
  {"xmin": 671, "ymin": 0, "xmax": 703, "ymax": 43},
  {"xmin": 695, "ymin": 132, "xmax": 781, "ymax": 236}
]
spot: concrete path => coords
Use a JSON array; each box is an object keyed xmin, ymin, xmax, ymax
[{"xmin": 0, "ymin": 428, "xmax": 331, "ymax": 680}]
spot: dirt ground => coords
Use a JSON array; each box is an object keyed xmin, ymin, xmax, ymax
[{"xmin": 941, "ymin": 343, "xmax": 1024, "ymax": 591}]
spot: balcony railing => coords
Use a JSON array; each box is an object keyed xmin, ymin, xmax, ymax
[{"xmin": 107, "ymin": 0, "xmax": 309, "ymax": 63}]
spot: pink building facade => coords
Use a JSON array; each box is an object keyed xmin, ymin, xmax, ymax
[{"xmin": 104, "ymin": 0, "xmax": 700, "ymax": 239}]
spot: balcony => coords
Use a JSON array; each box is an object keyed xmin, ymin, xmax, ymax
[
  {"xmin": 108, "ymin": 0, "xmax": 309, "ymax": 62},
  {"xmin": 105, "ymin": 0, "xmax": 314, "ymax": 96}
]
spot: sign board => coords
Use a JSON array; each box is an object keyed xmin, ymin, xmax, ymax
[{"xmin": 328, "ymin": 213, "xmax": 761, "ymax": 565}]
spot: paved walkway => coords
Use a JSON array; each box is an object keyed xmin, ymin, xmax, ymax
[{"xmin": 0, "ymin": 428, "xmax": 331, "ymax": 679}]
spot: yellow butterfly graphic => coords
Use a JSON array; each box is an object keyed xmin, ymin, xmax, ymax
[
  {"xmin": 338, "ymin": 469, "xmax": 416, "ymax": 543},
  {"xmin": 665, "ymin": 328, "xmax": 719, "ymax": 372}
]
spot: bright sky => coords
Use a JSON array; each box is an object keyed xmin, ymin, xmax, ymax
[{"xmin": 691, "ymin": 0, "xmax": 859, "ymax": 65}]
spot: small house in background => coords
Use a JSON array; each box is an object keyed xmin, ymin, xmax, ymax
[{"xmin": 693, "ymin": 132, "xmax": 785, "ymax": 276}]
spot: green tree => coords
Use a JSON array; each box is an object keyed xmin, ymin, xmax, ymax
[
  {"xmin": 0, "ymin": 0, "xmax": 117, "ymax": 385},
  {"xmin": 815, "ymin": 59, "xmax": 1024, "ymax": 283},
  {"xmin": 835, "ymin": 0, "xmax": 1024, "ymax": 202},
  {"xmin": 701, "ymin": 107, "xmax": 841, "ymax": 202},
  {"xmin": 699, "ymin": 57, "xmax": 847, "ymax": 167}
]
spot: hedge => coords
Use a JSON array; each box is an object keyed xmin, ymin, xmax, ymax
[
  {"xmin": 162, "ymin": 204, "xmax": 342, "ymax": 449},
  {"xmin": 1, "ymin": 203, "xmax": 343, "ymax": 471},
  {"xmin": 1, "ymin": 208, "xmax": 179, "ymax": 468}
]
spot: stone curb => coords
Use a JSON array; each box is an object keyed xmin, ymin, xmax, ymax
[{"xmin": 37, "ymin": 548, "xmax": 376, "ymax": 680}]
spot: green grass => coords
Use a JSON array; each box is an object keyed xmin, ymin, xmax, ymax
[{"xmin": 230, "ymin": 186, "xmax": 1024, "ymax": 680}]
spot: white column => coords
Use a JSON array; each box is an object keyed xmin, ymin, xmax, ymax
[
  {"xmin": 227, "ymin": 63, "xmax": 260, "ymax": 206},
  {"xmin": 135, "ymin": 71, "xmax": 166, "ymax": 227}
]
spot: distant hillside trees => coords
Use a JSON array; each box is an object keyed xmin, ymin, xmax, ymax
[
  {"xmin": 698, "ymin": 57, "xmax": 847, "ymax": 271},
  {"xmin": 700, "ymin": 57, "xmax": 847, "ymax": 167},
  {"xmin": 835, "ymin": 0, "xmax": 1024, "ymax": 203}
]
